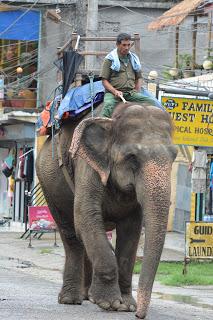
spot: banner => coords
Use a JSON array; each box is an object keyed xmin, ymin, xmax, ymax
[
  {"xmin": 28, "ymin": 206, "xmax": 56, "ymax": 231},
  {"xmin": 161, "ymin": 96, "xmax": 213, "ymax": 146}
]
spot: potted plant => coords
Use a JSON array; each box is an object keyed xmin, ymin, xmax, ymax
[
  {"xmin": 178, "ymin": 53, "xmax": 195, "ymax": 78},
  {"xmin": 162, "ymin": 54, "xmax": 194, "ymax": 81}
]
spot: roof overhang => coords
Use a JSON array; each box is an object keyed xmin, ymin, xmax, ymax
[
  {"xmin": 148, "ymin": 0, "xmax": 204, "ymax": 30},
  {"xmin": 0, "ymin": 4, "xmax": 17, "ymax": 12},
  {"xmin": 0, "ymin": 110, "xmax": 39, "ymax": 126}
]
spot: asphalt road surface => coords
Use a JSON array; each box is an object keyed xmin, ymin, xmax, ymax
[{"xmin": 0, "ymin": 264, "xmax": 213, "ymax": 320}]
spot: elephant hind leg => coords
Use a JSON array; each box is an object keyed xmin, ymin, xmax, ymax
[
  {"xmin": 59, "ymin": 232, "xmax": 84, "ymax": 305},
  {"xmin": 38, "ymin": 183, "xmax": 84, "ymax": 305}
]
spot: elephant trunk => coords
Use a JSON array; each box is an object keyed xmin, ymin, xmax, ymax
[{"xmin": 136, "ymin": 159, "xmax": 172, "ymax": 319}]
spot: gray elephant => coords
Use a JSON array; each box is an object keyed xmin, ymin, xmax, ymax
[{"xmin": 36, "ymin": 102, "xmax": 177, "ymax": 319}]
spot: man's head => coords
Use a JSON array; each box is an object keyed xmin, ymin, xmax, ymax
[{"xmin": 116, "ymin": 33, "xmax": 131, "ymax": 57}]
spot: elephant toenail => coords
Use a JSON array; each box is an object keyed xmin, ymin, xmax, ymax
[
  {"xmin": 99, "ymin": 301, "xmax": 110, "ymax": 309},
  {"xmin": 61, "ymin": 297, "xmax": 71, "ymax": 304},
  {"xmin": 117, "ymin": 303, "xmax": 128, "ymax": 311},
  {"xmin": 112, "ymin": 300, "xmax": 121, "ymax": 309},
  {"xmin": 89, "ymin": 297, "xmax": 95, "ymax": 304}
]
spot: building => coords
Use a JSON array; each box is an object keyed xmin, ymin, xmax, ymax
[{"xmin": 0, "ymin": 0, "xmax": 212, "ymax": 230}]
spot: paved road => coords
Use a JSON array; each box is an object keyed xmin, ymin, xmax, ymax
[
  {"xmin": 0, "ymin": 231, "xmax": 212, "ymax": 319},
  {"xmin": 0, "ymin": 263, "xmax": 213, "ymax": 320}
]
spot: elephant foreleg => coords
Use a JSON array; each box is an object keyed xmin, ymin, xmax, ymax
[
  {"xmin": 81, "ymin": 250, "xmax": 92, "ymax": 300},
  {"xmin": 115, "ymin": 205, "xmax": 142, "ymax": 312},
  {"xmin": 74, "ymin": 193, "xmax": 126, "ymax": 310}
]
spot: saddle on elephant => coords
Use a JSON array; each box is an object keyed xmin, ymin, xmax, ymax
[{"xmin": 37, "ymin": 81, "xmax": 105, "ymax": 136}]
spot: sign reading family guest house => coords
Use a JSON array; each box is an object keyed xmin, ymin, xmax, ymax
[{"xmin": 161, "ymin": 97, "xmax": 213, "ymax": 146}]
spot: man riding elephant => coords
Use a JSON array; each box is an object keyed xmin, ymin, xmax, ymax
[{"xmin": 100, "ymin": 33, "xmax": 159, "ymax": 117}]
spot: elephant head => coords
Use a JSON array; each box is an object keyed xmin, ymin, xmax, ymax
[{"xmin": 70, "ymin": 103, "xmax": 177, "ymax": 318}]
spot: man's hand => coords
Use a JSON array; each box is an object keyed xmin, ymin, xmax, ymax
[
  {"xmin": 102, "ymin": 79, "xmax": 123, "ymax": 98},
  {"xmin": 113, "ymin": 89, "xmax": 123, "ymax": 98}
]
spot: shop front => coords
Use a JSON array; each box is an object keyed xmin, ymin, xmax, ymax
[
  {"xmin": 0, "ymin": 5, "xmax": 40, "ymax": 109},
  {"xmin": 0, "ymin": 5, "xmax": 40, "ymax": 228},
  {"xmin": 0, "ymin": 115, "xmax": 38, "ymax": 224}
]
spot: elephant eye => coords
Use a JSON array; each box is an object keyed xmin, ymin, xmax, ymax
[{"xmin": 124, "ymin": 153, "xmax": 140, "ymax": 171}]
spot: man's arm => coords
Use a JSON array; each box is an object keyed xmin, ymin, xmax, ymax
[
  {"xmin": 135, "ymin": 78, "xmax": 143, "ymax": 92},
  {"xmin": 100, "ymin": 59, "xmax": 123, "ymax": 97},
  {"xmin": 102, "ymin": 79, "xmax": 123, "ymax": 97}
]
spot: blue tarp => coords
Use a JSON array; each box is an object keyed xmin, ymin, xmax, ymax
[
  {"xmin": 58, "ymin": 81, "xmax": 105, "ymax": 119},
  {"xmin": 0, "ymin": 10, "xmax": 40, "ymax": 40}
]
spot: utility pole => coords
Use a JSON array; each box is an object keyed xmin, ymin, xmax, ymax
[
  {"xmin": 85, "ymin": 0, "xmax": 98, "ymax": 71},
  {"xmin": 75, "ymin": 0, "xmax": 87, "ymax": 37}
]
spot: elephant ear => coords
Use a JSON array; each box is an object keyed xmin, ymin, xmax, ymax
[{"xmin": 69, "ymin": 117, "xmax": 113, "ymax": 185}]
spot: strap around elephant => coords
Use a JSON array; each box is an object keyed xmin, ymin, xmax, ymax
[{"xmin": 56, "ymin": 133, "xmax": 75, "ymax": 194}]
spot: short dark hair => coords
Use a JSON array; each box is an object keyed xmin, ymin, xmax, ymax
[{"xmin": 116, "ymin": 33, "xmax": 131, "ymax": 44}]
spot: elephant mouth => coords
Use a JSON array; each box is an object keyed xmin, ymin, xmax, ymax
[{"xmin": 123, "ymin": 183, "xmax": 135, "ymax": 193}]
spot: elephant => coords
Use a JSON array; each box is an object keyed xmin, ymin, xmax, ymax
[{"xmin": 36, "ymin": 101, "xmax": 177, "ymax": 319}]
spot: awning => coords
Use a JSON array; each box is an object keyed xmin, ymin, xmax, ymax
[
  {"xmin": 0, "ymin": 9, "xmax": 40, "ymax": 41},
  {"xmin": 0, "ymin": 4, "xmax": 17, "ymax": 12},
  {"xmin": 148, "ymin": 0, "xmax": 204, "ymax": 30}
]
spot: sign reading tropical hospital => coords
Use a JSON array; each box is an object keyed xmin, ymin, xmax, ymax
[
  {"xmin": 161, "ymin": 96, "xmax": 213, "ymax": 146},
  {"xmin": 186, "ymin": 222, "xmax": 213, "ymax": 259}
]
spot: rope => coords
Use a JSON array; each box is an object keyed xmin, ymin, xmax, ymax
[
  {"xmin": 50, "ymin": 85, "xmax": 63, "ymax": 159},
  {"xmin": 88, "ymin": 72, "xmax": 94, "ymax": 118}
]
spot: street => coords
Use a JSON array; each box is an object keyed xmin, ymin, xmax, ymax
[{"xmin": 0, "ymin": 259, "xmax": 213, "ymax": 320}]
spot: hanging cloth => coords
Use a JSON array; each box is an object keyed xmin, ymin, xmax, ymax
[
  {"xmin": 62, "ymin": 50, "xmax": 83, "ymax": 98},
  {"xmin": 1, "ymin": 148, "xmax": 16, "ymax": 178},
  {"xmin": 191, "ymin": 149, "xmax": 208, "ymax": 193}
]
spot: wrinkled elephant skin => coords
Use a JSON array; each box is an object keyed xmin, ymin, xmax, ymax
[{"xmin": 36, "ymin": 103, "xmax": 177, "ymax": 318}]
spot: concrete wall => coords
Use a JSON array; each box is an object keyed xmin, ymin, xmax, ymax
[{"xmin": 98, "ymin": 6, "xmax": 208, "ymax": 74}]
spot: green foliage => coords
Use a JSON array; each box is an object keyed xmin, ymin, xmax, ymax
[
  {"xmin": 205, "ymin": 47, "xmax": 213, "ymax": 61},
  {"xmin": 40, "ymin": 248, "xmax": 53, "ymax": 254},
  {"xmin": 134, "ymin": 260, "xmax": 213, "ymax": 286},
  {"xmin": 161, "ymin": 67, "xmax": 174, "ymax": 80},
  {"xmin": 178, "ymin": 53, "xmax": 193, "ymax": 69},
  {"xmin": 134, "ymin": 259, "xmax": 142, "ymax": 273},
  {"xmin": 162, "ymin": 53, "xmax": 194, "ymax": 80}
]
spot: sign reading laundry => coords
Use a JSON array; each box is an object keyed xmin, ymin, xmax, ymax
[
  {"xmin": 161, "ymin": 96, "xmax": 213, "ymax": 146},
  {"xmin": 185, "ymin": 222, "xmax": 213, "ymax": 259}
]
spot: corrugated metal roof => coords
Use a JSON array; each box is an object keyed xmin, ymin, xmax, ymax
[{"xmin": 148, "ymin": 0, "xmax": 204, "ymax": 30}]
